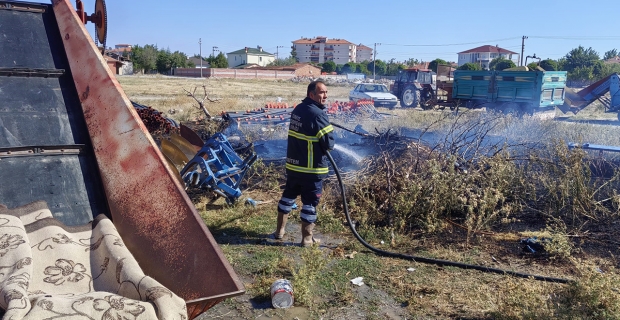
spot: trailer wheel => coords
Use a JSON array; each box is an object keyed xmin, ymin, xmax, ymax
[{"xmin": 400, "ymin": 86, "xmax": 420, "ymax": 108}]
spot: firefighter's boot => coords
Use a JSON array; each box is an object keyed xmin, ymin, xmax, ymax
[
  {"xmin": 301, "ymin": 221, "xmax": 320, "ymax": 247},
  {"xmin": 271, "ymin": 212, "xmax": 288, "ymax": 240}
]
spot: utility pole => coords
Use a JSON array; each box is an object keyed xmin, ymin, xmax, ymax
[
  {"xmin": 276, "ymin": 46, "xmax": 284, "ymax": 60},
  {"xmin": 520, "ymin": 36, "xmax": 528, "ymax": 66},
  {"xmin": 373, "ymin": 43, "xmax": 381, "ymax": 80},
  {"xmin": 199, "ymin": 38, "xmax": 202, "ymax": 78}
]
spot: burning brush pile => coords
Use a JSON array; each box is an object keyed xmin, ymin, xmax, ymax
[
  {"xmin": 323, "ymin": 112, "xmax": 620, "ymax": 243},
  {"xmin": 325, "ymin": 140, "xmax": 520, "ymax": 237}
]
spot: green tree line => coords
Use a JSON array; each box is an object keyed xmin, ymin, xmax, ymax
[{"xmin": 130, "ymin": 44, "xmax": 230, "ymax": 74}]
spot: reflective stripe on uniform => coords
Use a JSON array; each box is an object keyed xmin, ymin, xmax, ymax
[
  {"xmin": 288, "ymin": 124, "xmax": 332, "ymax": 174},
  {"xmin": 286, "ymin": 163, "xmax": 329, "ymax": 174},
  {"xmin": 288, "ymin": 130, "xmax": 319, "ymax": 142},
  {"xmin": 301, "ymin": 205, "xmax": 315, "ymax": 213},
  {"xmin": 307, "ymin": 141, "xmax": 312, "ymax": 168},
  {"xmin": 300, "ymin": 211, "xmax": 317, "ymax": 223},
  {"xmin": 316, "ymin": 125, "xmax": 333, "ymax": 139},
  {"xmin": 278, "ymin": 196, "xmax": 296, "ymax": 212}
]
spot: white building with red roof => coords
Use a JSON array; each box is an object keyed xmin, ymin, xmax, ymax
[
  {"xmin": 292, "ymin": 36, "xmax": 363, "ymax": 65},
  {"xmin": 457, "ymin": 45, "xmax": 519, "ymax": 69},
  {"xmin": 356, "ymin": 44, "xmax": 373, "ymax": 62}
]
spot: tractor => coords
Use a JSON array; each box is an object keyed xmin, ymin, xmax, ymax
[{"xmin": 390, "ymin": 68, "xmax": 437, "ymax": 108}]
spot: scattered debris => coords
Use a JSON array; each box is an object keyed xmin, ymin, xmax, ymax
[
  {"xmin": 181, "ymin": 133, "xmax": 257, "ymax": 204},
  {"xmin": 350, "ymin": 277, "xmax": 365, "ymax": 286},
  {"xmin": 219, "ymin": 100, "xmax": 385, "ymax": 130},
  {"xmin": 244, "ymin": 198, "xmax": 273, "ymax": 207},
  {"xmin": 344, "ymin": 251, "xmax": 358, "ymax": 259},
  {"xmin": 520, "ymin": 237, "xmax": 550, "ymax": 254},
  {"xmin": 132, "ymin": 101, "xmax": 179, "ymax": 135},
  {"xmin": 407, "ymin": 267, "xmax": 416, "ymax": 272},
  {"xmin": 271, "ymin": 279, "xmax": 294, "ymax": 309}
]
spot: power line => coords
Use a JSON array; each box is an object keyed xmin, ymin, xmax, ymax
[
  {"xmin": 382, "ymin": 37, "xmax": 521, "ymax": 47},
  {"xmin": 530, "ymin": 36, "xmax": 620, "ymax": 40}
]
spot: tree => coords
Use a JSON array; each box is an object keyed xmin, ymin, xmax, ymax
[
  {"xmin": 321, "ymin": 61, "xmax": 336, "ymax": 73},
  {"xmin": 156, "ymin": 49, "xmax": 172, "ymax": 74},
  {"xmin": 489, "ymin": 57, "xmax": 516, "ymax": 70},
  {"xmin": 367, "ymin": 59, "xmax": 387, "ymax": 76},
  {"xmin": 385, "ymin": 59, "xmax": 405, "ymax": 76},
  {"xmin": 429, "ymin": 58, "xmax": 448, "ymax": 73},
  {"xmin": 341, "ymin": 62, "xmax": 357, "ymax": 74},
  {"xmin": 527, "ymin": 62, "xmax": 539, "ymax": 70},
  {"xmin": 131, "ymin": 44, "xmax": 157, "ymax": 73},
  {"xmin": 208, "ymin": 52, "xmax": 228, "ymax": 68},
  {"xmin": 335, "ymin": 64, "xmax": 343, "ymax": 74},
  {"xmin": 562, "ymin": 46, "xmax": 599, "ymax": 72},
  {"xmin": 569, "ymin": 66, "xmax": 594, "ymax": 83},
  {"xmin": 355, "ymin": 63, "xmax": 369, "ymax": 75},
  {"xmin": 404, "ymin": 58, "xmax": 420, "ymax": 67},
  {"xmin": 290, "ymin": 46, "xmax": 298, "ymax": 63},
  {"xmin": 457, "ymin": 63, "xmax": 481, "ymax": 71},
  {"xmin": 268, "ymin": 57, "xmax": 297, "ymax": 67},
  {"xmin": 592, "ymin": 60, "xmax": 609, "ymax": 80},
  {"xmin": 604, "ymin": 49, "xmax": 618, "ymax": 60},
  {"xmin": 539, "ymin": 59, "xmax": 558, "ymax": 71}
]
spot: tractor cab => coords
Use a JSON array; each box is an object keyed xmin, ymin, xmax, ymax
[{"xmin": 391, "ymin": 68, "xmax": 437, "ymax": 108}]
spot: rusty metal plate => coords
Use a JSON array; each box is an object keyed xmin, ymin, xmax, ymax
[
  {"xmin": 170, "ymin": 132, "xmax": 200, "ymax": 159},
  {"xmin": 161, "ymin": 139, "xmax": 189, "ymax": 169},
  {"xmin": 180, "ymin": 124, "xmax": 204, "ymax": 149},
  {"xmin": 51, "ymin": 0, "xmax": 244, "ymax": 308}
]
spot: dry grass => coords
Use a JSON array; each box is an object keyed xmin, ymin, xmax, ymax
[{"xmin": 116, "ymin": 74, "xmax": 354, "ymax": 122}]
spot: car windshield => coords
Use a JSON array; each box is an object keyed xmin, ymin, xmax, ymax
[{"xmin": 361, "ymin": 85, "xmax": 388, "ymax": 93}]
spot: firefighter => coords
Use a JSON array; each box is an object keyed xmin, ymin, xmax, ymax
[{"xmin": 272, "ymin": 80, "xmax": 335, "ymax": 246}]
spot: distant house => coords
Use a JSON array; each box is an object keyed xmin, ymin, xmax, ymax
[
  {"xmin": 113, "ymin": 44, "xmax": 132, "ymax": 52},
  {"xmin": 105, "ymin": 55, "xmax": 129, "ymax": 75},
  {"xmin": 227, "ymin": 46, "xmax": 275, "ymax": 68},
  {"xmin": 457, "ymin": 45, "xmax": 519, "ymax": 69},
  {"xmin": 356, "ymin": 44, "xmax": 373, "ymax": 62},
  {"xmin": 187, "ymin": 57, "xmax": 209, "ymax": 68},
  {"xmin": 605, "ymin": 56, "xmax": 620, "ymax": 64}
]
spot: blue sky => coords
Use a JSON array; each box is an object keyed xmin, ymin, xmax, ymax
[{"xmin": 81, "ymin": 0, "xmax": 620, "ymax": 63}]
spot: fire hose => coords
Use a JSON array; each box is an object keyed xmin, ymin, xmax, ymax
[{"xmin": 324, "ymin": 147, "xmax": 572, "ymax": 284}]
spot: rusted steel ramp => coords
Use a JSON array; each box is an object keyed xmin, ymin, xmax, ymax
[{"xmin": 0, "ymin": 0, "xmax": 244, "ymax": 318}]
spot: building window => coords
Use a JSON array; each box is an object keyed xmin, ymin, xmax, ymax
[{"xmin": 260, "ymin": 57, "xmax": 262, "ymax": 62}]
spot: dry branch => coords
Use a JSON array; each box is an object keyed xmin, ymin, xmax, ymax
[{"xmin": 183, "ymin": 85, "xmax": 220, "ymax": 120}]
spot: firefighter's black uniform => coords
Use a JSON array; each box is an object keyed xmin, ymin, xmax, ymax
[{"xmin": 277, "ymin": 97, "xmax": 334, "ymax": 224}]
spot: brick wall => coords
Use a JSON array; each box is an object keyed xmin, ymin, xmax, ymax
[{"xmin": 173, "ymin": 68, "xmax": 297, "ymax": 79}]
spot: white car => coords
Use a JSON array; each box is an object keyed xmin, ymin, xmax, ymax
[{"xmin": 349, "ymin": 83, "xmax": 399, "ymax": 108}]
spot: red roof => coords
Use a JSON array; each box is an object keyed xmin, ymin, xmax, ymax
[
  {"xmin": 357, "ymin": 44, "xmax": 372, "ymax": 50},
  {"xmin": 292, "ymin": 37, "xmax": 354, "ymax": 45},
  {"xmin": 458, "ymin": 45, "xmax": 517, "ymax": 54}
]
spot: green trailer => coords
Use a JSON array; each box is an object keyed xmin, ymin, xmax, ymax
[{"xmin": 452, "ymin": 70, "xmax": 567, "ymax": 114}]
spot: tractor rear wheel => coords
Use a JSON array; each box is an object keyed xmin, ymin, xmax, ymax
[{"xmin": 400, "ymin": 86, "xmax": 420, "ymax": 108}]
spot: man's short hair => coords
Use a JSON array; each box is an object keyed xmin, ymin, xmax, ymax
[{"xmin": 307, "ymin": 80, "xmax": 326, "ymax": 96}]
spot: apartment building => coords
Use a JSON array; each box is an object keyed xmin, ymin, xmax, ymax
[{"xmin": 292, "ymin": 36, "xmax": 367, "ymax": 65}]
